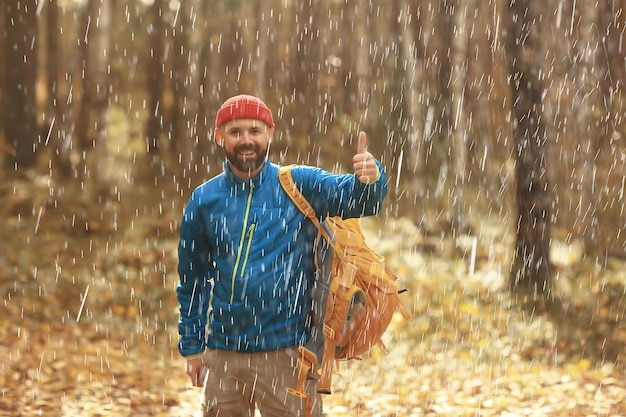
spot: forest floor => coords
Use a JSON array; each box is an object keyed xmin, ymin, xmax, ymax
[{"xmin": 2, "ymin": 171, "xmax": 626, "ymax": 416}]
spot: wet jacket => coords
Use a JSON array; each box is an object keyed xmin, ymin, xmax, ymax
[{"xmin": 176, "ymin": 160, "xmax": 387, "ymax": 357}]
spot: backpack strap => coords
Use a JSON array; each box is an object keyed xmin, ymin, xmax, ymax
[
  {"xmin": 279, "ymin": 165, "xmax": 329, "ymax": 412},
  {"xmin": 278, "ymin": 165, "xmax": 317, "ymax": 220},
  {"xmin": 279, "ymin": 165, "xmax": 341, "ymax": 398},
  {"xmin": 285, "ymin": 346, "xmax": 318, "ymax": 416},
  {"xmin": 278, "ymin": 165, "xmax": 342, "ymax": 259}
]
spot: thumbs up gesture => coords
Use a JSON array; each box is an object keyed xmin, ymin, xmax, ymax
[{"xmin": 353, "ymin": 131, "xmax": 379, "ymax": 184}]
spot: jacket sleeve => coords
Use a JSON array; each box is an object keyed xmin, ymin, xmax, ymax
[
  {"xmin": 292, "ymin": 159, "xmax": 388, "ymax": 219},
  {"xmin": 176, "ymin": 199, "xmax": 213, "ymax": 357}
]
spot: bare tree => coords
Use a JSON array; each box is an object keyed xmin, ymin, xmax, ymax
[
  {"xmin": 572, "ymin": 0, "xmax": 606, "ymax": 255},
  {"xmin": 0, "ymin": 4, "xmax": 5, "ymax": 157},
  {"xmin": 74, "ymin": 2, "xmax": 92, "ymax": 171},
  {"xmin": 393, "ymin": 0, "xmax": 427, "ymax": 222},
  {"xmin": 45, "ymin": 0, "xmax": 73, "ymax": 178},
  {"xmin": 253, "ymin": 0, "xmax": 270, "ymax": 95},
  {"xmin": 505, "ymin": 0, "xmax": 552, "ymax": 297},
  {"xmin": 45, "ymin": 0, "xmax": 59, "ymax": 150},
  {"xmin": 449, "ymin": 0, "xmax": 475, "ymax": 234},
  {"xmin": 289, "ymin": 0, "xmax": 322, "ymax": 159},
  {"xmin": 353, "ymin": 0, "xmax": 371, "ymax": 119},
  {"xmin": 603, "ymin": 0, "xmax": 626, "ymax": 142},
  {"xmin": 71, "ymin": 0, "xmax": 113, "ymax": 194},
  {"xmin": 146, "ymin": 0, "xmax": 166, "ymax": 157},
  {"xmin": 3, "ymin": 0, "xmax": 38, "ymax": 172},
  {"xmin": 199, "ymin": 0, "xmax": 226, "ymax": 174},
  {"xmin": 171, "ymin": 0, "xmax": 204, "ymax": 181}
]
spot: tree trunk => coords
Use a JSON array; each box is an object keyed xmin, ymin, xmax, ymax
[
  {"xmin": 290, "ymin": 0, "xmax": 321, "ymax": 158},
  {"xmin": 253, "ymin": 0, "xmax": 269, "ymax": 96},
  {"xmin": 353, "ymin": 0, "xmax": 370, "ymax": 119},
  {"xmin": 506, "ymin": 0, "xmax": 552, "ymax": 298},
  {"xmin": 4, "ymin": 0, "xmax": 38, "ymax": 172},
  {"xmin": 449, "ymin": 0, "xmax": 473, "ymax": 234},
  {"xmin": 573, "ymin": 0, "xmax": 604, "ymax": 255},
  {"xmin": 200, "ymin": 0, "xmax": 225, "ymax": 175},
  {"xmin": 45, "ymin": 0, "xmax": 73, "ymax": 178},
  {"xmin": 603, "ymin": 0, "xmax": 626, "ymax": 144},
  {"xmin": 74, "ymin": 2, "xmax": 92, "ymax": 167},
  {"xmin": 599, "ymin": 0, "xmax": 626, "ymax": 254},
  {"xmin": 82, "ymin": 0, "xmax": 112, "ymax": 194},
  {"xmin": 146, "ymin": 0, "xmax": 165, "ymax": 156},
  {"xmin": 0, "ymin": 5, "xmax": 5, "ymax": 155},
  {"xmin": 171, "ymin": 0, "xmax": 203, "ymax": 183},
  {"xmin": 395, "ymin": 0, "xmax": 427, "ymax": 222},
  {"xmin": 45, "ymin": 0, "xmax": 58, "ymax": 132}
]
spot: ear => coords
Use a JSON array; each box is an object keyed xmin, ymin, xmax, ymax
[
  {"xmin": 268, "ymin": 127, "xmax": 274, "ymax": 143},
  {"xmin": 215, "ymin": 129, "xmax": 224, "ymax": 147}
]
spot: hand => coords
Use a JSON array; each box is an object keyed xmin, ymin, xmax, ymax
[
  {"xmin": 352, "ymin": 131, "xmax": 379, "ymax": 184},
  {"xmin": 186, "ymin": 357, "xmax": 207, "ymax": 387}
]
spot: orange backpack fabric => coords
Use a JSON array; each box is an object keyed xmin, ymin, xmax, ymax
[{"xmin": 279, "ymin": 166, "xmax": 412, "ymax": 410}]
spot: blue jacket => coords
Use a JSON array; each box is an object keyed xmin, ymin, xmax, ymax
[{"xmin": 176, "ymin": 160, "xmax": 387, "ymax": 357}]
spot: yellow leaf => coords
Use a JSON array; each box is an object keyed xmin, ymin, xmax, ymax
[
  {"xmin": 417, "ymin": 320, "xmax": 430, "ymax": 332},
  {"xmin": 576, "ymin": 358, "xmax": 591, "ymax": 372},
  {"xmin": 459, "ymin": 302, "xmax": 477, "ymax": 316}
]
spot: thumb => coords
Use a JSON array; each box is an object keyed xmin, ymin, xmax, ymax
[{"xmin": 357, "ymin": 131, "xmax": 367, "ymax": 154}]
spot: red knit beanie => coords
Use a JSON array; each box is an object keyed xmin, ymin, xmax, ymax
[{"xmin": 215, "ymin": 95, "xmax": 274, "ymax": 142}]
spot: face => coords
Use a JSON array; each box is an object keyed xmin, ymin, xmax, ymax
[{"xmin": 218, "ymin": 118, "xmax": 273, "ymax": 180}]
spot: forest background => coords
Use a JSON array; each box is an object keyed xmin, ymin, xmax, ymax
[{"xmin": 3, "ymin": 0, "xmax": 626, "ymax": 415}]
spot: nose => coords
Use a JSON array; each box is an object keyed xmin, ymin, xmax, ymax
[{"xmin": 238, "ymin": 130, "xmax": 253, "ymax": 144}]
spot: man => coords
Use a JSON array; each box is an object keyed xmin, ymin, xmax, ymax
[{"xmin": 176, "ymin": 94, "xmax": 387, "ymax": 416}]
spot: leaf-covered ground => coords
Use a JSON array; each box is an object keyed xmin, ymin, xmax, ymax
[{"xmin": 2, "ymin": 175, "xmax": 626, "ymax": 416}]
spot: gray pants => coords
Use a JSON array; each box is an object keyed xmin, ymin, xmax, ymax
[{"xmin": 201, "ymin": 347, "xmax": 324, "ymax": 417}]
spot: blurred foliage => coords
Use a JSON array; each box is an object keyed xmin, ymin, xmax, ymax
[
  {"xmin": 4, "ymin": 0, "xmax": 626, "ymax": 241},
  {"xmin": 2, "ymin": 168, "xmax": 626, "ymax": 416}
]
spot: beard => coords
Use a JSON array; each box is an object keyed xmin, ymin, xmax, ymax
[{"xmin": 224, "ymin": 142, "xmax": 268, "ymax": 175}]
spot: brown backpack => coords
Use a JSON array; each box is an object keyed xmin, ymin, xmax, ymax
[{"xmin": 279, "ymin": 166, "xmax": 412, "ymax": 415}]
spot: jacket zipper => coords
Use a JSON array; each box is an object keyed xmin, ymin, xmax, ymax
[
  {"xmin": 240, "ymin": 223, "xmax": 255, "ymax": 278},
  {"xmin": 230, "ymin": 181, "xmax": 255, "ymax": 304}
]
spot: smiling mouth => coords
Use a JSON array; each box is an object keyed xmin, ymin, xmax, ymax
[
  {"xmin": 236, "ymin": 146, "xmax": 258, "ymax": 158},
  {"xmin": 238, "ymin": 150, "xmax": 256, "ymax": 160}
]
